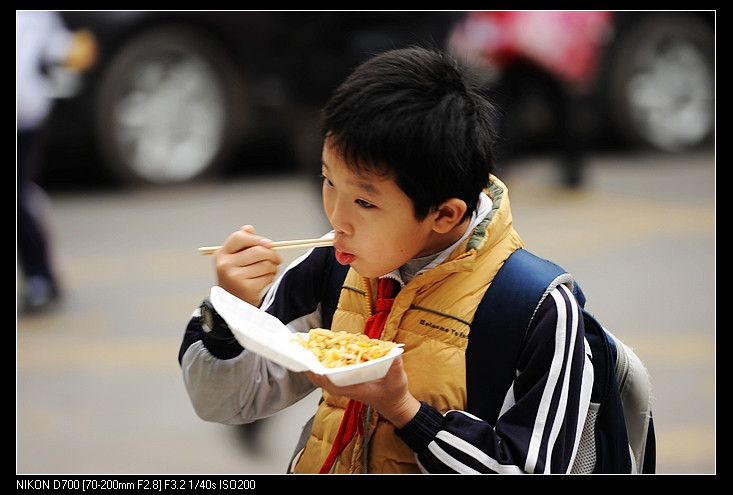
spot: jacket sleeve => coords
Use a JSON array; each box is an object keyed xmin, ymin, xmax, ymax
[
  {"xmin": 178, "ymin": 246, "xmax": 344, "ymax": 425},
  {"xmin": 395, "ymin": 283, "xmax": 593, "ymax": 473}
]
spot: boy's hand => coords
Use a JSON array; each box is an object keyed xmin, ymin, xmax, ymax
[
  {"xmin": 214, "ymin": 225, "xmax": 282, "ymax": 307},
  {"xmin": 306, "ymin": 355, "xmax": 421, "ymax": 429}
]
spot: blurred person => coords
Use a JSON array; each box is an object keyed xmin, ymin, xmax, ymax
[
  {"xmin": 177, "ymin": 47, "xmax": 613, "ymax": 474},
  {"xmin": 448, "ymin": 11, "xmax": 612, "ymax": 188},
  {"xmin": 16, "ymin": 11, "xmax": 97, "ymax": 313},
  {"xmin": 489, "ymin": 61, "xmax": 588, "ymax": 188}
]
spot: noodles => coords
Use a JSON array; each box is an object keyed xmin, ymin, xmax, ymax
[{"xmin": 293, "ymin": 328, "xmax": 397, "ymax": 368}]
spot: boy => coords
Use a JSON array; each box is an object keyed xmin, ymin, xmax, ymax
[{"xmin": 178, "ymin": 46, "xmax": 591, "ymax": 473}]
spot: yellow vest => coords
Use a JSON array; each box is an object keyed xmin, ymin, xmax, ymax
[{"xmin": 293, "ymin": 177, "xmax": 524, "ymax": 473}]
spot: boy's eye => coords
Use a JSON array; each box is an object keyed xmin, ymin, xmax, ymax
[
  {"xmin": 319, "ymin": 174, "xmax": 333, "ymax": 187},
  {"xmin": 356, "ymin": 199, "xmax": 374, "ymax": 208}
]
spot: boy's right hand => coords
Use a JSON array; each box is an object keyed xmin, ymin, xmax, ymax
[{"xmin": 213, "ymin": 225, "xmax": 282, "ymax": 307}]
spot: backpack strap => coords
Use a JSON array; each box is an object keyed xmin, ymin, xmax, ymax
[
  {"xmin": 467, "ymin": 248, "xmax": 652, "ymax": 473},
  {"xmin": 466, "ymin": 248, "xmax": 578, "ymax": 423}
]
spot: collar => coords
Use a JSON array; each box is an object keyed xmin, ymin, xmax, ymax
[{"xmin": 384, "ymin": 192, "xmax": 493, "ymax": 286}]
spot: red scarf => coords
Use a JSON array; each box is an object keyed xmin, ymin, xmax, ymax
[{"xmin": 318, "ymin": 277, "xmax": 398, "ymax": 473}]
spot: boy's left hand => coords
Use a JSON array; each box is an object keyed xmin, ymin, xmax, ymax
[{"xmin": 305, "ymin": 355, "xmax": 421, "ymax": 428}]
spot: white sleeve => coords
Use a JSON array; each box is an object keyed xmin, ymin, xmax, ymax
[{"xmin": 181, "ymin": 341, "xmax": 315, "ymax": 424}]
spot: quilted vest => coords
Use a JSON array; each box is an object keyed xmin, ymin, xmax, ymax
[{"xmin": 293, "ymin": 177, "xmax": 524, "ymax": 473}]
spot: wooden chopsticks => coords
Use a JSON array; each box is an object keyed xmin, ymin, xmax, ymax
[{"xmin": 198, "ymin": 237, "xmax": 334, "ymax": 255}]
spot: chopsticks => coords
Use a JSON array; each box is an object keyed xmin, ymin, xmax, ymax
[{"xmin": 198, "ymin": 237, "xmax": 334, "ymax": 255}]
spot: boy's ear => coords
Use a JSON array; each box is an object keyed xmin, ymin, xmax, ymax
[{"xmin": 431, "ymin": 198, "xmax": 467, "ymax": 234}]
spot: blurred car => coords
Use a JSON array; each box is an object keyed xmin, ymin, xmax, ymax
[
  {"xmin": 447, "ymin": 11, "xmax": 715, "ymax": 156},
  {"xmin": 38, "ymin": 11, "xmax": 458, "ymax": 187}
]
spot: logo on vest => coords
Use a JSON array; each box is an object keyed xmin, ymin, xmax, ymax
[{"xmin": 418, "ymin": 319, "xmax": 468, "ymax": 339}]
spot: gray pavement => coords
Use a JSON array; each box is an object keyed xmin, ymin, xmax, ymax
[{"xmin": 16, "ymin": 148, "xmax": 715, "ymax": 475}]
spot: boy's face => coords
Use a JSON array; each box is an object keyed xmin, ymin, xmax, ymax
[{"xmin": 321, "ymin": 141, "xmax": 439, "ymax": 278}]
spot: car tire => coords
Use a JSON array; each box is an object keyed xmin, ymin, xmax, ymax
[
  {"xmin": 92, "ymin": 24, "xmax": 251, "ymax": 185},
  {"xmin": 605, "ymin": 13, "xmax": 714, "ymax": 152}
]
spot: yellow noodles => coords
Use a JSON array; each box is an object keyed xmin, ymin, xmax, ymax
[{"xmin": 294, "ymin": 328, "xmax": 397, "ymax": 368}]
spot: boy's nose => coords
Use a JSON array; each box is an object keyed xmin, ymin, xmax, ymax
[{"xmin": 326, "ymin": 201, "xmax": 352, "ymax": 236}]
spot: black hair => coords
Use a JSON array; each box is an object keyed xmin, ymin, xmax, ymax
[{"xmin": 320, "ymin": 46, "xmax": 498, "ymax": 221}]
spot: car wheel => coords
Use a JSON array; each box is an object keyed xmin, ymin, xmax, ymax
[
  {"xmin": 93, "ymin": 24, "xmax": 251, "ymax": 185},
  {"xmin": 606, "ymin": 13, "xmax": 714, "ymax": 152}
]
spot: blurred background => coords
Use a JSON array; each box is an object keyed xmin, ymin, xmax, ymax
[
  {"xmin": 17, "ymin": 11, "xmax": 715, "ymax": 475},
  {"xmin": 35, "ymin": 10, "xmax": 714, "ymax": 188}
]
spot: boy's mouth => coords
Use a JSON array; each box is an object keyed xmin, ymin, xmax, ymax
[{"xmin": 334, "ymin": 248, "xmax": 355, "ymax": 265}]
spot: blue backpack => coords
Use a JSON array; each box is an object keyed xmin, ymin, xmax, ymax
[{"xmin": 466, "ymin": 248, "xmax": 656, "ymax": 473}]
